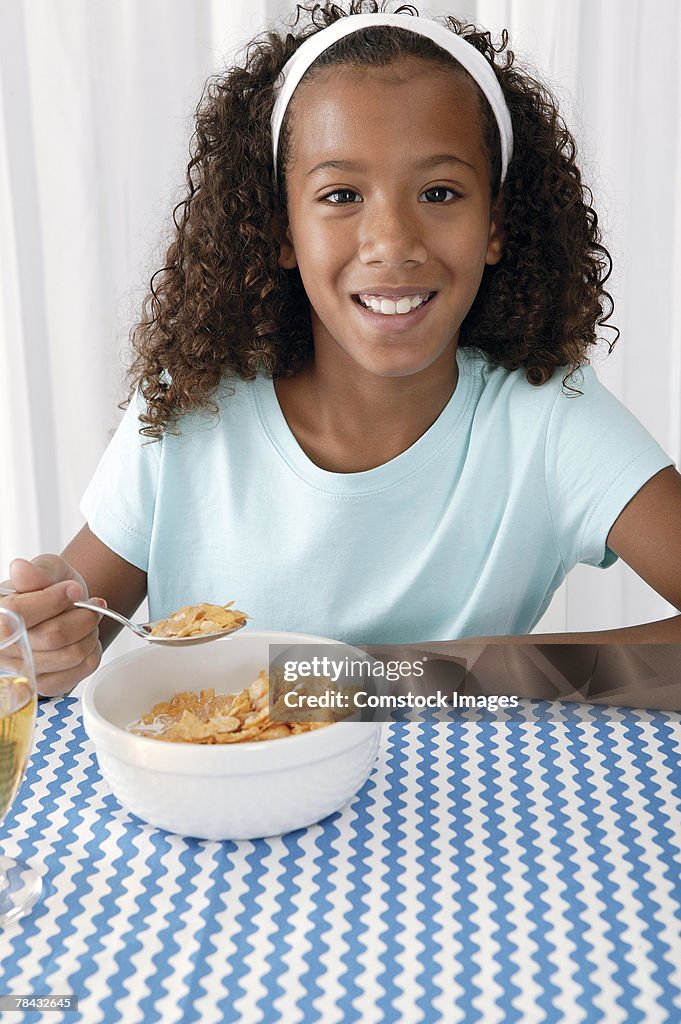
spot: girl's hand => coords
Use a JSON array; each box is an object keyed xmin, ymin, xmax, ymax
[{"xmin": 0, "ymin": 555, "xmax": 106, "ymax": 697}]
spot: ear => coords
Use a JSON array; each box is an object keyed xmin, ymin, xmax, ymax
[
  {"xmin": 271, "ymin": 212, "xmax": 298, "ymax": 270},
  {"xmin": 485, "ymin": 192, "xmax": 505, "ymax": 266}
]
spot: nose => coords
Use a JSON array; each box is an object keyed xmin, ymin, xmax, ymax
[{"xmin": 357, "ymin": 197, "xmax": 428, "ymax": 267}]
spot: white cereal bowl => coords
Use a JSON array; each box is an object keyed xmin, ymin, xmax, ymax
[{"xmin": 81, "ymin": 630, "xmax": 382, "ymax": 841}]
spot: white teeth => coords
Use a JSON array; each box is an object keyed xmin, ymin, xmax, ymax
[{"xmin": 357, "ymin": 293, "xmax": 431, "ymax": 315}]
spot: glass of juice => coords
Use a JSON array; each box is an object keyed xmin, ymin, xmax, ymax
[{"xmin": 0, "ymin": 607, "xmax": 41, "ymax": 924}]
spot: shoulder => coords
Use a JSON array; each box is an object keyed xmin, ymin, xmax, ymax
[
  {"xmin": 458, "ymin": 351, "xmax": 671, "ymax": 477},
  {"xmin": 460, "ymin": 346, "xmax": 575, "ymax": 399},
  {"xmin": 126, "ymin": 373, "xmax": 266, "ymax": 442},
  {"xmin": 459, "ymin": 348, "xmax": 585, "ymax": 433},
  {"xmin": 460, "ymin": 348, "xmax": 632, "ymax": 422}
]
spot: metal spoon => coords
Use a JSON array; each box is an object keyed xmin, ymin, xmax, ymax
[{"xmin": 0, "ymin": 588, "xmax": 247, "ymax": 646}]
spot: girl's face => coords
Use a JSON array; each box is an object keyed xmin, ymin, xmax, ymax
[{"xmin": 279, "ymin": 58, "xmax": 504, "ymax": 380}]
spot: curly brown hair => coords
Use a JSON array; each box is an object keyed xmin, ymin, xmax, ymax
[{"xmin": 126, "ymin": 0, "xmax": 618, "ymax": 439}]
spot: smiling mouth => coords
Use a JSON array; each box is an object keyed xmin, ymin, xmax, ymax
[{"xmin": 352, "ymin": 292, "xmax": 436, "ymax": 316}]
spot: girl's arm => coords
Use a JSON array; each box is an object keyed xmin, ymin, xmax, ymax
[
  {"xmin": 401, "ymin": 468, "xmax": 681, "ymax": 710},
  {"xmin": 603, "ymin": 465, "xmax": 681, "ymax": 637},
  {"xmin": 1, "ymin": 526, "xmax": 146, "ymax": 696},
  {"xmin": 489, "ymin": 465, "xmax": 681, "ymax": 643},
  {"xmin": 61, "ymin": 524, "xmax": 147, "ymax": 650}
]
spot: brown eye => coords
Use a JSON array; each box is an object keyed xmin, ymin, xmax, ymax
[
  {"xmin": 324, "ymin": 189, "xmax": 361, "ymax": 204},
  {"xmin": 420, "ymin": 187, "xmax": 459, "ymax": 203}
]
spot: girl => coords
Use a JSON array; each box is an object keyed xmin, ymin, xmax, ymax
[{"xmin": 3, "ymin": 1, "xmax": 681, "ymax": 697}]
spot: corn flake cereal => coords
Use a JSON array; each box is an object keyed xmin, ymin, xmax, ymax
[
  {"xmin": 128, "ymin": 671, "xmax": 335, "ymax": 744},
  {"xmin": 150, "ymin": 601, "xmax": 248, "ymax": 638}
]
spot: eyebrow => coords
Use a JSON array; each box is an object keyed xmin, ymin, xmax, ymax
[{"xmin": 306, "ymin": 154, "xmax": 476, "ymax": 177}]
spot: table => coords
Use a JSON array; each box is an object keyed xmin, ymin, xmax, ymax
[{"xmin": 1, "ymin": 697, "xmax": 681, "ymax": 1023}]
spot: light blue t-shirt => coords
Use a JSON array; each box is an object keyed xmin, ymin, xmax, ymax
[{"xmin": 80, "ymin": 348, "xmax": 673, "ymax": 643}]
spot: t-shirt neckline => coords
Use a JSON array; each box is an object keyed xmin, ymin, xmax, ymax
[{"xmin": 251, "ymin": 348, "xmax": 476, "ymax": 495}]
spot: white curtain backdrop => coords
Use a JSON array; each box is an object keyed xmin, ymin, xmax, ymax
[{"xmin": 1, "ymin": 0, "xmax": 680, "ymax": 666}]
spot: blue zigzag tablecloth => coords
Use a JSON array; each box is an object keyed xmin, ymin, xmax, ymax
[{"xmin": 1, "ymin": 697, "xmax": 681, "ymax": 1024}]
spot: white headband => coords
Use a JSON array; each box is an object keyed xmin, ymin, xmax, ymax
[{"xmin": 271, "ymin": 13, "xmax": 513, "ymax": 184}]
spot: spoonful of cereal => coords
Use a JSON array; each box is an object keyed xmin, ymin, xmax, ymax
[
  {"xmin": 0, "ymin": 590, "xmax": 249, "ymax": 646},
  {"xmin": 79, "ymin": 599, "xmax": 249, "ymax": 645},
  {"xmin": 94, "ymin": 600, "xmax": 249, "ymax": 645}
]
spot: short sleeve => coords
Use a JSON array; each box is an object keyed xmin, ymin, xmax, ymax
[
  {"xmin": 79, "ymin": 391, "xmax": 161, "ymax": 571},
  {"xmin": 545, "ymin": 366, "xmax": 674, "ymax": 570}
]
